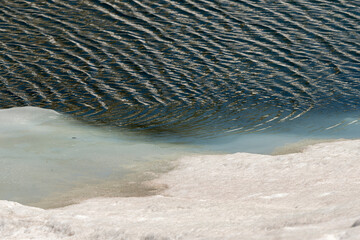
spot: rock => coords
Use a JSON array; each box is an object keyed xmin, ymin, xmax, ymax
[{"xmin": 351, "ymin": 219, "xmax": 360, "ymax": 228}]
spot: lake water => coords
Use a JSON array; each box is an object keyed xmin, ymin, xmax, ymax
[{"xmin": 0, "ymin": 0, "xmax": 359, "ymax": 207}]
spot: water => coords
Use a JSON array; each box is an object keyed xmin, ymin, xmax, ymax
[
  {"xmin": 0, "ymin": 0, "xmax": 359, "ymax": 206},
  {"xmin": 0, "ymin": 107, "xmax": 200, "ymax": 207}
]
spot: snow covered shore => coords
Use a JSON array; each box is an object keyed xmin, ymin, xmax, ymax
[{"xmin": 1, "ymin": 140, "xmax": 360, "ymax": 239}]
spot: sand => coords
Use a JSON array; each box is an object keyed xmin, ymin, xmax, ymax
[{"xmin": 1, "ymin": 139, "xmax": 360, "ymax": 239}]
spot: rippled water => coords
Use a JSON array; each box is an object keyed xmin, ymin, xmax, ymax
[
  {"xmin": 1, "ymin": 0, "xmax": 359, "ymax": 138},
  {"xmin": 0, "ymin": 0, "xmax": 360, "ymax": 206}
]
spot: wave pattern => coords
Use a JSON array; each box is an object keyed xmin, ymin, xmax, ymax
[{"xmin": 0, "ymin": 0, "xmax": 359, "ymax": 137}]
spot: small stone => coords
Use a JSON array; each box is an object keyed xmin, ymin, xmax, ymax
[{"xmin": 351, "ymin": 219, "xmax": 360, "ymax": 227}]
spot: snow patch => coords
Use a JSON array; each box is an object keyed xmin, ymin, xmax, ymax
[{"xmin": 1, "ymin": 140, "xmax": 360, "ymax": 239}]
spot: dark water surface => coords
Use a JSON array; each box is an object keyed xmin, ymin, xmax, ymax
[{"xmin": 1, "ymin": 0, "xmax": 359, "ymax": 139}]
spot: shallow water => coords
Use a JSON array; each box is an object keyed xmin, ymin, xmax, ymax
[
  {"xmin": 0, "ymin": 107, "xmax": 199, "ymax": 206},
  {"xmin": 0, "ymin": 0, "xmax": 359, "ymax": 206},
  {"xmin": 0, "ymin": 107, "xmax": 359, "ymax": 207}
]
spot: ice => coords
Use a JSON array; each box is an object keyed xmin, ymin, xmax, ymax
[
  {"xmin": 1, "ymin": 107, "xmax": 360, "ymax": 239},
  {"xmin": 1, "ymin": 139, "xmax": 360, "ymax": 239},
  {"xmin": 0, "ymin": 106, "xmax": 359, "ymax": 208}
]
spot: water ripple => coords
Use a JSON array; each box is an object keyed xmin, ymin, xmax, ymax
[{"xmin": 0, "ymin": 0, "xmax": 359, "ymax": 138}]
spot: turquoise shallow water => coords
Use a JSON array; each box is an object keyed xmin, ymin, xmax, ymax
[
  {"xmin": 0, "ymin": 107, "xmax": 199, "ymax": 206},
  {"xmin": 0, "ymin": 107, "xmax": 359, "ymax": 207},
  {"xmin": 0, "ymin": 0, "xmax": 359, "ymax": 206}
]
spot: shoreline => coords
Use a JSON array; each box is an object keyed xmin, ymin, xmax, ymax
[{"xmin": 1, "ymin": 139, "xmax": 360, "ymax": 239}]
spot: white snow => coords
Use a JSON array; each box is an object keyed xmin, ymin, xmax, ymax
[{"xmin": 1, "ymin": 139, "xmax": 360, "ymax": 239}]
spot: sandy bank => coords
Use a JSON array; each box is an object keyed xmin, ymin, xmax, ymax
[{"xmin": 1, "ymin": 140, "xmax": 360, "ymax": 239}]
